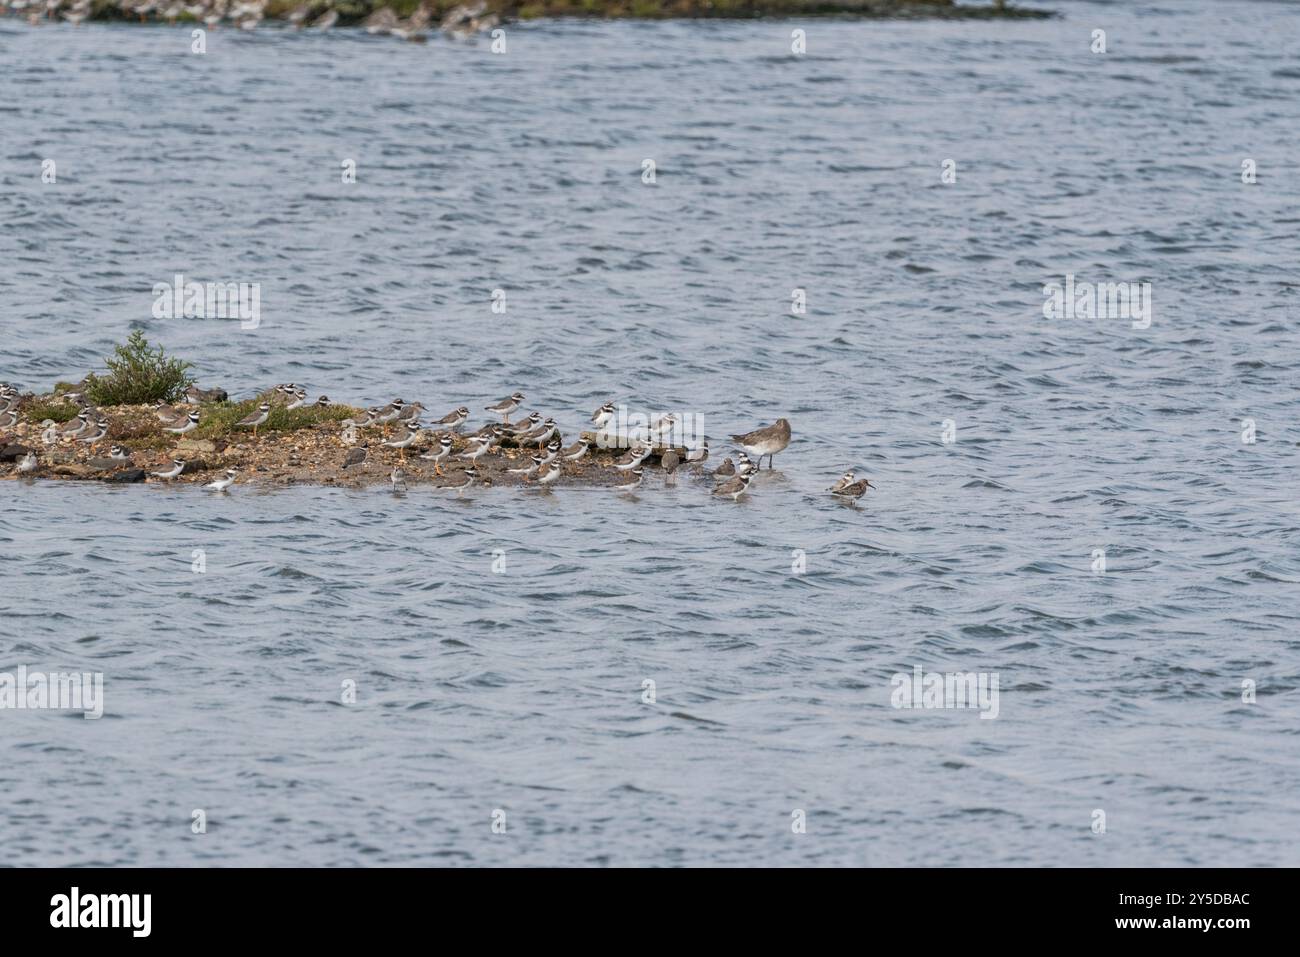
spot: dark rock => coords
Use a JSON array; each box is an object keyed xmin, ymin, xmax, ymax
[
  {"xmin": 0, "ymin": 444, "xmax": 34, "ymax": 462},
  {"xmin": 188, "ymin": 385, "xmax": 228, "ymax": 403},
  {"xmin": 103, "ymin": 468, "xmax": 147, "ymax": 483}
]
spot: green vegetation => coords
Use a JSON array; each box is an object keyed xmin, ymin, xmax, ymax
[
  {"xmin": 84, "ymin": 331, "xmax": 194, "ymax": 407},
  {"xmin": 194, "ymin": 398, "xmax": 357, "ymax": 440},
  {"xmin": 21, "ymin": 398, "xmax": 82, "ymax": 424}
]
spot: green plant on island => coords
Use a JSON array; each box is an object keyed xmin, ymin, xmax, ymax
[{"xmin": 84, "ymin": 330, "xmax": 195, "ymax": 406}]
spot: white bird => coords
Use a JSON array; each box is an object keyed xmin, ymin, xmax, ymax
[{"xmin": 204, "ymin": 468, "xmax": 238, "ymax": 491}]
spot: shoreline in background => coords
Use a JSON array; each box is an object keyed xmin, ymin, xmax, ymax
[{"xmin": 2, "ymin": 0, "xmax": 1054, "ymax": 38}]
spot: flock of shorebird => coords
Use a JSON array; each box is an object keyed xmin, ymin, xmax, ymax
[
  {"xmin": 0, "ymin": 0, "xmax": 498, "ymax": 40},
  {"xmin": 253, "ymin": 385, "xmax": 814, "ymax": 501},
  {"xmin": 4, "ymin": 380, "xmax": 876, "ymax": 502}
]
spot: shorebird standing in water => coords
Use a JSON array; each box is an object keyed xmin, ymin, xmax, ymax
[
  {"xmin": 729, "ymin": 418, "xmax": 791, "ymax": 469},
  {"xmin": 390, "ymin": 466, "xmax": 408, "ymax": 491},
  {"xmin": 685, "ymin": 441, "xmax": 709, "ymax": 465},
  {"xmin": 612, "ymin": 466, "xmax": 643, "ymax": 493},
  {"xmin": 205, "ymin": 468, "xmax": 238, "ymax": 491},
  {"xmin": 16, "ymin": 452, "xmax": 38, "ymax": 475},
  {"xmin": 660, "ymin": 447, "xmax": 681, "ymax": 485},
  {"xmin": 713, "ymin": 466, "xmax": 754, "ymax": 502},
  {"xmin": 532, "ymin": 460, "xmax": 561, "ymax": 487},
  {"xmin": 485, "ymin": 391, "xmax": 525, "ymax": 424},
  {"xmin": 444, "ymin": 466, "xmax": 479, "ymax": 492},
  {"xmin": 829, "ymin": 472, "xmax": 874, "ymax": 502}
]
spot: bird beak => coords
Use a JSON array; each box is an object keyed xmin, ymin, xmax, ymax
[{"xmin": 865, "ymin": 481, "xmax": 875, "ymax": 488}]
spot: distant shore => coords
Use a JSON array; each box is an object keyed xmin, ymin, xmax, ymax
[{"xmin": 5, "ymin": 0, "xmax": 1054, "ymax": 35}]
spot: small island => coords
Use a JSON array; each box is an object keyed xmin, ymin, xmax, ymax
[{"xmin": 1, "ymin": 333, "xmax": 720, "ymax": 490}]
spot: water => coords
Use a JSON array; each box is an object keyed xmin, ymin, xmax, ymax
[{"xmin": 2, "ymin": 1, "xmax": 1299, "ymax": 866}]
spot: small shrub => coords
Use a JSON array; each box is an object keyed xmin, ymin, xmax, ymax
[{"xmin": 85, "ymin": 331, "xmax": 194, "ymax": 406}]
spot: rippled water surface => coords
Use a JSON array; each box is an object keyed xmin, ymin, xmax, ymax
[{"xmin": 2, "ymin": 0, "xmax": 1299, "ymax": 866}]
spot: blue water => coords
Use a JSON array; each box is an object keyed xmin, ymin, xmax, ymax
[{"xmin": 2, "ymin": 0, "xmax": 1299, "ymax": 866}]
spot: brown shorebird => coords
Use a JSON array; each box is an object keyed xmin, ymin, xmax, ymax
[
  {"xmin": 660, "ymin": 447, "xmax": 681, "ymax": 484},
  {"xmin": 613, "ymin": 442, "xmax": 651, "ymax": 471},
  {"xmin": 829, "ymin": 471, "xmax": 874, "ymax": 501},
  {"xmin": 532, "ymin": 460, "xmax": 561, "ymax": 487},
  {"xmin": 561, "ymin": 438, "xmax": 589, "ymax": 461},
  {"xmin": 712, "ymin": 467, "xmax": 754, "ymax": 501},
  {"xmin": 382, "ymin": 421, "xmax": 421, "ymax": 460},
  {"xmin": 434, "ymin": 406, "xmax": 470, "ymax": 430},
  {"xmin": 236, "ymin": 402, "xmax": 271, "ymax": 437},
  {"xmin": 419, "ymin": 434, "xmax": 454, "ymax": 475},
  {"xmin": 729, "ymin": 417, "xmax": 791, "ymax": 469},
  {"xmin": 485, "ymin": 392, "xmax": 525, "ymax": 424},
  {"xmin": 611, "ymin": 466, "xmax": 643, "ymax": 493},
  {"xmin": 685, "ymin": 440, "xmax": 708, "ymax": 465},
  {"xmin": 342, "ymin": 443, "xmax": 369, "ymax": 469}
]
